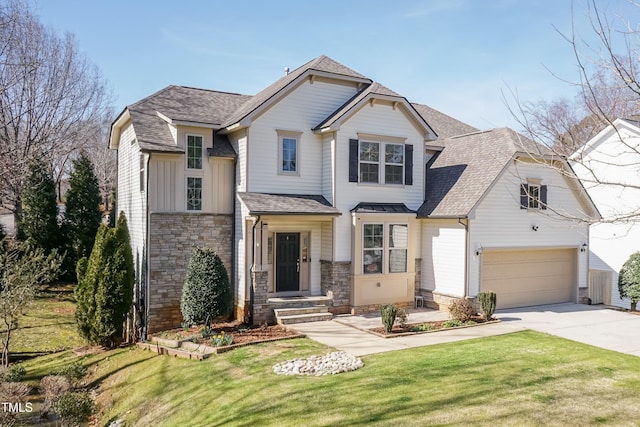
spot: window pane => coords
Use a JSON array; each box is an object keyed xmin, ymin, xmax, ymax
[
  {"xmin": 187, "ymin": 136, "xmax": 202, "ymax": 169},
  {"xmin": 364, "ymin": 249, "xmax": 383, "ymax": 274},
  {"xmin": 282, "ymin": 137, "xmax": 297, "ymax": 172},
  {"xmin": 187, "ymin": 177, "xmax": 202, "ymax": 211},
  {"xmin": 359, "ymin": 142, "xmax": 379, "ymax": 161},
  {"xmin": 389, "ymin": 249, "xmax": 407, "ymax": 273},
  {"xmin": 389, "ymin": 224, "xmax": 408, "ymax": 248},
  {"xmin": 528, "ymin": 185, "xmax": 540, "ymax": 209},
  {"xmin": 385, "ymin": 165, "xmax": 403, "ymax": 184},
  {"xmin": 385, "ymin": 144, "xmax": 404, "ymax": 164},
  {"xmin": 360, "ymin": 163, "xmax": 379, "ymax": 183}
]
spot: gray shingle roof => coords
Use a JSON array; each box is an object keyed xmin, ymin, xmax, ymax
[
  {"xmin": 412, "ymin": 103, "xmax": 479, "ymax": 139},
  {"xmin": 238, "ymin": 192, "xmax": 341, "ymax": 216},
  {"xmin": 128, "ymin": 86, "xmax": 250, "ymax": 152},
  {"xmin": 418, "ymin": 128, "xmax": 550, "ymax": 218},
  {"xmin": 222, "ymin": 55, "xmax": 370, "ymax": 128}
]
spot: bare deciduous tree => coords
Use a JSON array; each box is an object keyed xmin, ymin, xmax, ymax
[
  {"xmin": 506, "ymin": 0, "xmax": 640, "ymax": 224},
  {"xmin": 0, "ymin": 1, "xmax": 112, "ymax": 233}
]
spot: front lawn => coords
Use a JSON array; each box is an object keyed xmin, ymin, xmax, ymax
[{"xmin": 21, "ymin": 329, "xmax": 640, "ymax": 426}]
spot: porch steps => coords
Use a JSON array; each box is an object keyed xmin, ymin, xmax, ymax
[{"xmin": 274, "ymin": 305, "xmax": 333, "ymax": 325}]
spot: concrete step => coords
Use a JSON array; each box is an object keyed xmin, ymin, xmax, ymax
[
  {"xmin": 276, "ymin": 311, "xmax": 334, "ymax": 325},
  {"xmin": 273, "ymin": 305, "xmax": 329, "ymax": 317}
]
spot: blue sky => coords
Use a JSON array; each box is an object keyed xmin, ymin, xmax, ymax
[{"xmin": 26, "ymin": 0, "xmax": 635, "ymax": 130}]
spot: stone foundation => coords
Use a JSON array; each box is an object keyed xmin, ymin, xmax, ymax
[
  {"xmin": 251, "ymin": 269, "xmax": 270, "ymax": 325},
  {"xmin": 578, "ymin": 287, "xmax": 590, "ymax": 305},
  {"xmin": 320, "ymin": 260, "xmax": 352, "ymax": 314},
  {"xmin": 350, "ymin": 301, "xmax": 414, "ymax": 315},
  {"xmin": 147, "ymin": 213, "xmax": 233, "ymax": 334}
]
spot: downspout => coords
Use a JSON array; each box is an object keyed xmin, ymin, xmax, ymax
[
  {"xmin": 250, "ymin": 214, "xmax": 261, "ymax": 325},
  {"xmin": 458, "ymin": 217, "xmax": 470, "ymax": 299},
  {"xmin": 142, "ymin": 152, "xmax": 151, "ymax": 341}
]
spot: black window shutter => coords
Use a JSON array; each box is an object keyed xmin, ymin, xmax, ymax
[
  {"xmin": 520, "ymin": 184, "xmax": 528, "ymax": 209},
  {"xmin": 540, "ymin": 185, "xmax": 548, "ymax": 210},
  {"xmin": 404, "ymin": 144, "xmax": 413, "ymax": 185},
  {"xmin": 349, "ymin": 139, "xmax": 358, "ymax": 182}
]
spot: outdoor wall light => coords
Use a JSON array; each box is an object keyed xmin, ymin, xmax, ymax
[
  {"xmin": 531, "ymin": 225, "xmax": 539, "ymax": 231},
  {"xmin": 475, "ymin": 246, "xmax": 483, "ymax": 256},
  {"xmin": 580, "ymin": 243, "xmax": 587, "ymax": 252}
]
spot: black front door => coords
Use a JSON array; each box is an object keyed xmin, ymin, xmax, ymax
[{"xmin": 276, "ymin": 233, "xmax": 300, "ymax": 292}]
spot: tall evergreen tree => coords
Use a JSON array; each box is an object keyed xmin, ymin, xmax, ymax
[
  {"xmin": 74, "ymin": 212, "xmax": 134, "ymax": 347},
  {"xmin": 19, "ymin": 158, "xmax": 60, "ymax": 252},
  {"xmin": 65, "ymin": 152, "xmax": 102, "ymax": 262}
]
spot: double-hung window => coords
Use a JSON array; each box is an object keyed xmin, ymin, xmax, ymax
[
  {"xmin": 353, "ymin": 138, "xmax": 411, "ymax": 185},
  {"xmin": 363, "ymin": 223, "xmax": 408, "ymax": 274},
  {"xmin": 520, "ymin": 180, "xmax": 547, "ymax": 210}
]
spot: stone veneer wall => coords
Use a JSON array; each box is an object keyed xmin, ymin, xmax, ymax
[
  {"xmin": 251, "ymin": 270, "xmax": 270, "ymax": 325},
  {"xmin": 320, "ymin": 260, "xmax": 352, "ymax": 314},
  {"xmin": 147, "ymin": 213, "xmax": 233, "ymax": 334},
  {"xmin": 578, "ymin": 287, "xmax": 590, "ymax": 305}
]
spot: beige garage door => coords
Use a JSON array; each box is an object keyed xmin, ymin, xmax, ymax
[{"xmin": 481, "ymin": 248, "xmax": 576, "ymax": 309}]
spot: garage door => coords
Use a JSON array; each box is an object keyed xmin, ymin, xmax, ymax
[{"xmin": 481, "ymin": 248, "xmax": 576, "ymax": 309}]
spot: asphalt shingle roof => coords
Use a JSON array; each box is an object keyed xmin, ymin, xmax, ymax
[
  {"xmin": 418, "ymin": 128, "xmax": 551, "ymax": 218},
  {"xmin": 238, "ymin": 193, "xmax": 341, "ymax": 216},
  {"xmin": 411, "ymin": 103, "xmax": 479, "ymax": 140}
]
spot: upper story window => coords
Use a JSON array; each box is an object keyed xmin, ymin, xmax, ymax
[
  {"xmin": 350, "ymin": 137, "xmax": 413, "ymax": 186},
  {"xmin": 187, "ymin": 135, "xmax": 203, "ymax": 169},
  {"xmin": 187, "ymin": 177, "xmax": 202, "ymax": 211},
  {"xmin": 277, "ymin": 130, "xmax": 302, "ymax": 175},
  {"xmin": 520, "ymin": 181, "xmax": 547, "ymax": 210}
]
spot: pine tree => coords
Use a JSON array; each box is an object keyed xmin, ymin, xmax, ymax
[
  {"xmin": 181, "ymin": 247, "xmax": 232, "ymax": 326},
  {"xmin": 65, "ymin": 152, "xmax": 102, "ymax": 263},
  {"xmin": 19, "ymin": 158, "xmax": 60, "ymax": 253}
]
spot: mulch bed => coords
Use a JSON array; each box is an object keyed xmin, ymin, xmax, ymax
[
  {"xmin": 152, "ymin": 321, "xmax": 301, "ymax": 346},
  {"xmin": 369, "ymin": 317, "xmax": 497, "ymax": 337}
]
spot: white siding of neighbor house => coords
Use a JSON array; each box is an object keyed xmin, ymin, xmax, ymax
[
  {"xmin": 573, "ymin": 123, "xmax": 640, "ymax": 309},
  {"xmin": 322, "ymin": 133, "xmax": 335, "ymax": 205},
  {"xmin": 116, "ymin": 122, "xmax": 147, "ymax": 282},
  {"xmin": 468, "ymin": 159, "xmax": 591, "ymax": 297},
  {"xmin": 421, "ymin": 219, "xmax": 467, "ymax": 297},
  {"xmin": 333, "ymin": 101, "xmax": 427, "ymax": 261},
  {"xmin": 246, "ymin": 78, "xmax": 359, "ymax": 194},
  {"xmin": 229, "ymin": 130, "xmax": 247, "ymax": 192}
]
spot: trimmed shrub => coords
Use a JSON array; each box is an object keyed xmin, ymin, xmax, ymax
[
  {"xmin": 181, "ymin": 247, "xmax": 232, "ymax": 326},
  {"xmin": 380, "ymin": 304, "xmax": 398, "ymax": 333},
  {"xmin": 478, "ymin": 291, "xmax": 497, "ymax": 320},
  {"xmin": 53, "ymin": 391, "xmax": 95, "ymax": 426},
  {"xmin": 443, "ymin": 319, "xmax": 464, "ymax": 328},
  {"xmin": 448, "ymin": 298, "xmax": 476, "ymax": 322},
  {"xmin": 619, "ymin": 251, "xmax": 640, "ymax": 311}
]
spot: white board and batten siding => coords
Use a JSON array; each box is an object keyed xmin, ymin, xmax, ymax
[
  {"xmin": 116, "ymin": 123, "xmax": 147, "ymax": 275},
  {"xmin": 469, "ymin": 160, "xmax": 590, "ymax": 298},
  {"xmin": 333, "ymin": 102, "xmax": 428, "ymax": 262},
  {"xmin": 420, "ymin": 219, "xmax": 467, "ymax": 297}
]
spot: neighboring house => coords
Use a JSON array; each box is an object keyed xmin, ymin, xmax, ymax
[
  {"xmin": 109, "ymin": 55, "xmax": 599, "ymax": 335},
  {"xmin": 572, "ymin": 118, "xmax": 640, "ymax": 309}
]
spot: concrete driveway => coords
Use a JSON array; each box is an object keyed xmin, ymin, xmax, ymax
[{"xmin": 496, "ymin": 303, "xmax": 640, "ymax": 357}]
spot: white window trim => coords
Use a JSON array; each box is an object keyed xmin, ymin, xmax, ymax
[
  {"xmin": 186, "ymin": 176, "xmax": 203, "ymax": 211},
  {"xmin": 186, "ymin": 134, "xmax": 204, "ymax": 170},
  {"xmin": 526, "ymin": 178, "xmax": 543, "ymax": 210},
  {"xmin": 358, "ymin": 139, "xmax": 405, "ymax": 186},
  {"xmin": 362, "ymin": 222, "xmax": 409, "ymax": 275},
  {"xmin": 277, "ymin": 130, "xmax": 302, "ymax": 176}
]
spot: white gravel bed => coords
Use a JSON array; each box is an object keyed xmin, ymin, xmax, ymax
[{"xmin": 273, "ymin": 351, "xmax": 364, "ymax": 376}]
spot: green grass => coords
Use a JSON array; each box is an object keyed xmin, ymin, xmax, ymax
[
  {"xmin": 10, "ymin": 290, "xmax": 640, "ymax": 426},
  {"xmin": 8, "ymin": 283, "xmax": 84, "ymax": 360},
  {"xmin": 19, "ymin": 330, "xmax": 640, "ymax": 427}
]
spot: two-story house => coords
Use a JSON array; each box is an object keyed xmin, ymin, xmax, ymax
[{"xmin": 110, "ymin": 56, "xmax": 599, "ymax": 335}]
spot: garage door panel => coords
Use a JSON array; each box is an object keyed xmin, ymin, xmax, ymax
[{"xmin": 481, "ymin": 249, "xmax": 576, "ymax": 309}]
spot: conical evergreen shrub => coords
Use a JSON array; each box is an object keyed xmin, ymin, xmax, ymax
[{"xmin": 181, "ymin": 247, "xmax": 232, "ymax": 326}]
